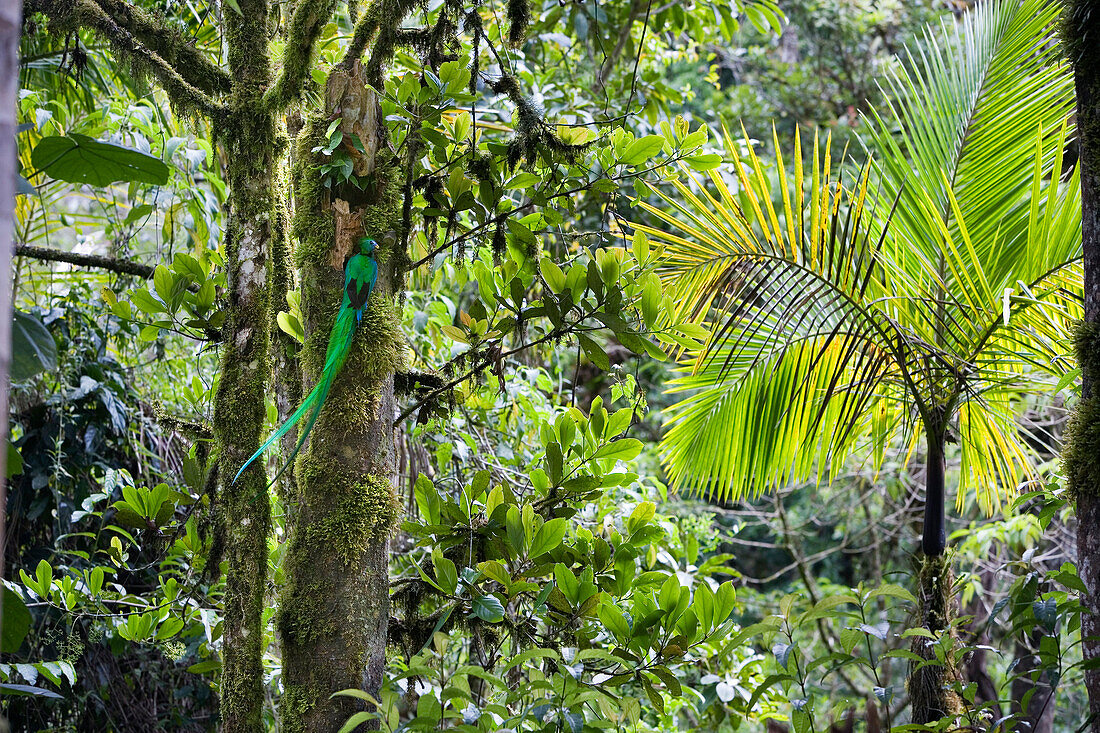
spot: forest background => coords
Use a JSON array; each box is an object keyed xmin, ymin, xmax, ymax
[{"xmin": 3, "ymin": 0, "xmax": 1100, "ymax": 731}]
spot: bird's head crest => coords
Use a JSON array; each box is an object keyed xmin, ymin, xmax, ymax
[{"xmin": 359, "ymin": 237, "xmax": 378, "ymax": 256}]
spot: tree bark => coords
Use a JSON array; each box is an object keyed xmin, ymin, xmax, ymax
[
  {"xmin": 1064, "ymin": 1, "xmax": 1100, "ymax": 726},
  {"xmin": 210, "ymin": 0, "xmax": 276, "ymax": 728},
  {"xmin": 278, "ymin": 63, "xmax": 403, "ymax": 731},
  {"xmin": 1, "ymin": 1, "xmax": 23, "ymax": 730},
  {"xmin": 909, "ymin": 432, "xmax": 963, "ymax": 723},
  {"xmin": 922, "ymin": 434, "xmax": 947, "ymax": 556},
  {"xmin": 14, "ymin": 243, "xmax": 160, "ymax": 279}
]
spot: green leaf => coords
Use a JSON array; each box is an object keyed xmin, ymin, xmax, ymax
[
  {"xmin": 277, "ymin": 311, "xmax": 305, "ymax": 344},
  {"xmin": 684, "ymin": 153, "xmax": 722, "ymax": 171},
  {"xmin": 153, "ymin": 264, "xmax": 176, "ymax": 305},
  {"xmin": 130, "ymin": 287, "xmax": 167, "ymax": 315},
  {"xmin": 649, "ymin": 666, "xmax": 682, "ymax": 697},
  {"xmin": 866, "ymin": 584, "xmax": 917, "ymax": 605},
  {"xmin": 578, "ymin": 333, "xmax": 610, "ymax": 371},
  {"xmin": 432, "ymin": 551, "xmax": 458, "ymax": 595},
  {"xmin": 592, "ymin": 438, "xmax": 643, "ymax": 463},
  {"xmin": 658, "ymin": 574, "xmax": 680, "ymax": 613},
  {"xmin": 35, "ymin": 560, "xmax": 53, "ymax": 600},
  {"xmin": 470, "ymin": 594, "xmax": 505, "ymax": 623},
  {"xmin": 336, "ymin": 712, "xmax": 376, "ymax": 733},
  {"xmin": 598, "ymin": 601, "xmax": 631, "ymax": 641},
  {"xmin": 31, "ymin": 134, "xmax": 169, "ymax": 187},
  {"xmin": 620, "ymin": 135, "xmax": 665, "ymax": 166},
  {"xmin": 187, "ymin": 659, "xmax": 222, "ymax": 674},
  {"xmin": 505, "ymin": 506, "xmax": 525, "ymax": 556},
  {"xmin": 626, "ymin": 501, "xmax": 655, "ymax": 533},
  {"xmin": 7, "ymin": 441, "xmax": 24, "ymax": 479},
  {"xmin": 631, "ymin": 230, "xmax": 650, "ymax": 263},
  {"xmin": 529, "ymin": 517, "xmax": 568, "ymax": 558},
  {"xmin": 554, "ymin": 563, "xmax": 579, "ymax": 604},
  {"xmin": 11, "ymin": 310, "xmax": 57, "ymax": 381},
  {"xmin": 640, "ymin": 273, "xmax": 661, "ymax": 327},
  {"xmin": 477, "ymin": 561, "xmax": 511, "ymax": 588},
  {"xmin": 541, "ymin": 259, "xmax": 566, "ymax": 293},
  {"xmin": 1, "ymin": 588, "xmax": 31, "ymax": 653},
  {"xmin": 1033, "ymin": 598, "xmax": 1057, "ymax": 632},
  {"xmin": 332, "ymin": 688, "xmax": 381, "ymax": 705},
  {"xmin": 0, "ymin": 683, "xmax": 64, "ymax": 699}
]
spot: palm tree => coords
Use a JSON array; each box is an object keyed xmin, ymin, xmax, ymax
[{"xmin": 631, "ymin": 0, "xmax": 1081, "ymax": 721}]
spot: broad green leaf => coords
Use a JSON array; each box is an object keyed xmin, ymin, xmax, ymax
[
  {"xmin": 11, "ymin": 310, "xmax": 57, "ymax": 381},
  {"xmin": 0, "ymin": 683, "xmax": 64, "ymax": 699},
  {"xmin": 32, "ymin": 134, "xmax": 169, "ymax": 187},
  {"xmin": 598, "ymin": 601, "xmax": 631, "ymax": 641},
  {"xmin": 432, "ymin": 551, "xmax": 458, "ymax": 595},
  {"xmin": 620, "ymin": 135, "xmax": 664, "ymax": 166},
  {"xmin": 529, "ymin": 517, "xmax": 568, "ymax": 558},
  {"xmin": 470, "ymin": 594, "xmax": 505, "ymax": 623},
  {"xmin": 0, "ymin": 588, "xmax": 31, "ymax": 653},
  {"xmin": 578, "ymin": 334, "xmax": 610, "ymax": 371},
  {"xmin": 593, "ymin": 438, "xmax": 642, "ymax": 463}
]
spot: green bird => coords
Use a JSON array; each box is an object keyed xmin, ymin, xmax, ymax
[{"xmin": 234, "ymin": 237, "xmax": 379, "ymax": 485}]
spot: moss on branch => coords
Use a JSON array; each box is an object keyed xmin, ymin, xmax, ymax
[
  {"xmin": 91, "ymin": 0, "xmax": 231, "ymax": 95},
  {"xmin": 1065, "ymin": 322, "xmax": 1100, "ymax": 498},
  {"xmin": 28, "ymin": 0, "xmax": 225, "ymax": 118},
  {"xmin": 263, "ymin": 0, "xmax": 342, "ymax": 110},
  {"xmin": 339, "ymin": 0, "xmax": 418, "ymax": 78}
]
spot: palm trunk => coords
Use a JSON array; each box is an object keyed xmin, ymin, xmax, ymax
[
  {"xmin": 1063, "ymin": 1, "xmax": 1100, "ymax": 726},
  {"xmin": 922, "ymin": 434, "xmax": 947, "ymax": 556},
  {"xmin": 910, "ymin": 431, "xmax": 962, "ymax": 723},
  {"xmin": 278, "ymin": 64, "xmax": 403, "ymax": 731}
]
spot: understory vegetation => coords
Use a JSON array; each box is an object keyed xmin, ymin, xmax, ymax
[{"xmin": 4, "ymin": 0, "xmax": 1100, "ymax": 731}]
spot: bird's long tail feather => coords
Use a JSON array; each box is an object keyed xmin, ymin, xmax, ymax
[{"xmin": 233, "ymin": 305, "xmax": 358, "ymax": 485}]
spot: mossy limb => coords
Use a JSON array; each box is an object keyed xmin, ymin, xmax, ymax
[{"xmin": 1064, "ymin": 322, "xmax": 1100, "ymax": 498}]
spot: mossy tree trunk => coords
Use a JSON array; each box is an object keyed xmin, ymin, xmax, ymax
[
  {"xmin": 909, "ymin": 554, "xmax": 963, "ymax": 724},
  {"xmin": 909, "ymin": 429, "xmax": 963, "ymax": 724},
  {"xmin": 278, "ymin": 62, "xmax": 403, "ymax": 731},
  {"xmin": 210, "ymin": 0, "xmax": 276, "ymax": 728},
  {"xmin": 1064, "ymin": 1, "xmax": 1100, "ymax": 725}
]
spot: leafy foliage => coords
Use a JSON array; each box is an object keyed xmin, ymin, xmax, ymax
[{"xmin": 641, "ymin": 0, "xmax": 1082, "ymax": 513}]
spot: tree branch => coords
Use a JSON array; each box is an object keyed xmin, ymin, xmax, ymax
[
  {"xmin": 152, "ymin": 404, "xmax": 214, "ymax": 440},
  {"xmin": 28, "ymin": 0, "xmax": 225, "ymax": 118},
  {"xmin": 16, "ymin": 243, "xmax": 157, "ymax": 278},
  {"xmin": 263, "ymin": 0, "xmax": 341, "ymax": 110},
  {"xmin": 91, "ymin": 0, "xmax": 231, "ymax": 96},
  {"xmin": 338, "ymin": 0, "xmax": 418, "ymax": 73},
  {"xmin": 338, "ymin": 0, "xmax": 385, "ymax": 70}
]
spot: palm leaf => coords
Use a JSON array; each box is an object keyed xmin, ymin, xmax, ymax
[
  {"xmin": 641, "ymin": 0, "xmax": 1081, "ymax": 511},
  {"xmin": 639, "ymin": 129, "xmax": 904, "ymax": 501}
]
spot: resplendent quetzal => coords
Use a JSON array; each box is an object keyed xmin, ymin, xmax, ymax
[{"xmin": 234, "ymin": 237, "xmax": 379, "ymax": 485}]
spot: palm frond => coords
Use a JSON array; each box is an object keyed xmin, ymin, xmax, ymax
[
  {"xmin": 637, "ymin": 129, "xmax": 904, "ymax": 501},
  {"xmin": 864, "ymin": 0, "xmax": 1073, "ymax": 288},
  {"xmin": 641, "ymin": 0, "xmax": 1081, "ymax": 511},
  {"xmin": 661, "ymin": 333, "xmax": 895, "ymax": 500}
]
